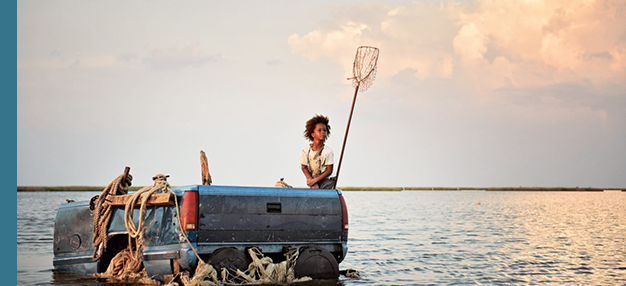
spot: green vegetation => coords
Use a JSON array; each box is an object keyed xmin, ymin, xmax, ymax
[
  {"xmin": 339, "ymin": 187, "xmax": 404, "ymax": 191},
  {"xmin": 339, "ymin": 187, "xmax": 624, "ymax": 192},
  {"xmin": 17, "ymin": 186, "xmax": 145, "ymax": 192},
  {"xmin": 483, "ymin": 187, "xmax": 614, "ymax": 192},
  {"xmin": 339, "ymin": 187, "xmax": 485, "ymax": 191},
  {"xmin": 17, "ymin": 186, "xmax": 624, "ymax": 192}
]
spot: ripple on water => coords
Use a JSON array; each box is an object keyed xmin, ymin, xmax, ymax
[{"xmin": 17, "ymin": 191, "xmax": 626, "ymax": 286}]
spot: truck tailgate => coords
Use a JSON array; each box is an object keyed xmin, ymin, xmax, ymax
[{"xmin": 196, "ymin": 186, "xmax": 343, "ymax": 244}]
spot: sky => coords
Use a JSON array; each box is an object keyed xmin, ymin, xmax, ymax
[{"xmin": 17, "ymin": 0, "xmax": 626, "ymax": 188}]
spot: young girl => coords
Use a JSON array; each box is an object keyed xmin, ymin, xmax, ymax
[{"xmin": 300, "ymin": 114, "xmax": 336, "ymax": 189}]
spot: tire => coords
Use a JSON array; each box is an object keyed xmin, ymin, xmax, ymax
[
  {"xmin": 207, "ymin": 247, "xmax": 251, "ymax": 273},
  {"xmin": 294, "ymin": 246, "xmax": 339, "ymax": 279}
]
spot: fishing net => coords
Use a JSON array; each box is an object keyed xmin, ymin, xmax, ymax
[
  {"xmin": 349, "ymin": 46, "xmax": 379, "ymax": 92},
  {"xmin": 173, "ymin": 248, "xmax": 311, "ymax": 286},
  {"xmin": 336, "ymin": 46, "xmax": 380, "ymax": 188}
]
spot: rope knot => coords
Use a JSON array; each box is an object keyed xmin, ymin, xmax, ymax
[
  {"xmin": 152, "ymin": 174, "xmax": 170, "ymax": 186},
  {"xmin": 274, "ymin": 178, "xmax": 293, "ymax": 188}
]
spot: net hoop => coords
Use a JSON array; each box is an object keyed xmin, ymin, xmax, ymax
[{"xmin": 350, "ymin": 46, "xmax": 379, "ymax": 92}]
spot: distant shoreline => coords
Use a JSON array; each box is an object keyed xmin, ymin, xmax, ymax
[
  {"xmin": 16, "ymin": 186, "xmax": 145, "ymax": 192},
  {"xmin": 340, "ymin": 187, "xmax": 625, "ymax": 192},
  {"xmin": 16, "ymin": 186, "xmax": 625, "ymax": 192}
]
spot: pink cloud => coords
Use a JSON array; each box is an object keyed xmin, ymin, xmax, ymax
[{"xmin": 288, "ymin": 0, "xmax": 626, "ymax": 89}]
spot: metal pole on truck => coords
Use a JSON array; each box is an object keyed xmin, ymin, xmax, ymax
[{"xmin": 334, "ymin": 46, "xmax": 379, "ymax": 189}]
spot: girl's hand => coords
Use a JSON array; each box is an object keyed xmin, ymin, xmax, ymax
[{"xmin": 307, "ymin": 178, "xmax": 316, "ymax": 186}]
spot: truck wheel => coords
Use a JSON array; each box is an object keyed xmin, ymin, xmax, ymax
[
  {"xmin": 207, "ymin": 247, "xmax": 250, "ymax": 274},
  {"xmin": 294, "ymin": 246, "xmax": 339, "ymax": 279}
]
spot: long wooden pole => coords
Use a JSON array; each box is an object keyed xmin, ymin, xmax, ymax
[{"xmin": 334, "ymin": 83, "xmax": 360, "ymax": 188}]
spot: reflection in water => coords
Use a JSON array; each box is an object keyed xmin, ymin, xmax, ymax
[
  {"xmin": 50, "ymin": 271, "xmax": 100, "ymax": 285},
  {"xmin": 17, "ymin": 191, "xmax": 626, "ymax": 285},
  {"xmin": 339, "ymin": 191, "xmax": 626, "ymax": 285}
]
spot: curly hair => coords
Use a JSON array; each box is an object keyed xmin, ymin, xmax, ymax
[{"xmin": 304, "ymin": 114, "xmax": 331, "ymax": 141}]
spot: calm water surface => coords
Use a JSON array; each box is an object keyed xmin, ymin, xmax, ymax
[{"xmin": 17, "ymin": 191, "xmax": 626, "ymax": 285}]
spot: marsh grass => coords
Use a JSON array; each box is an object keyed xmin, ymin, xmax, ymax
[
  {"xmin": 17, "ymin": 186, "xmax": 622, "ymax": 192},
  {"xmin": 339, "ymin": 187, "xmax": 404, "ymax": 191},
  {"xmin": 338, "ymin": 187, "xmax": 620, "ymax": 192},
  {"xmin": 17, "ymin": 186, "xmax": 144, "ymax": 192}
]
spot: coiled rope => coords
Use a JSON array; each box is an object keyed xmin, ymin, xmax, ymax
[
  {"xmin": 92, "ymin": 172, "xmax": 202, "ymax": 283},
  {"xmin": 123, "ymin": 175, "xmax": 169, "ymax": 265},
  {"xmin": 92, "ymin": 173, "xmax": 132, "ymax": 261}
]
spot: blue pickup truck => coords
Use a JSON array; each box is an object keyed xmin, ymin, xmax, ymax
[{"xmin": 53, "ymin": 184, "xmax": 349, "ymax": 281}]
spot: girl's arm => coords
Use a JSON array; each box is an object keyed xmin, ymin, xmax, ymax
[
  {"xmin": 301, "ymin": 164, "xmax": 315, "ymax": 186},
  {"xmin": 308, "ymin": 164, "xmax": 333, "ymax": 186}
]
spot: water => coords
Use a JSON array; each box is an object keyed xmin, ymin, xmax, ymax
[{"xmin": 17, "ymin": 191, "xmax": 626, "ymax": 285}]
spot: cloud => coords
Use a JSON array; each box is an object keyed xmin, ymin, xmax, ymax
[
  {"xmin": 17, "ymin": 54, "xmax": 142, "ymax": 70},
  {"xmin": 17, "ymin": 43, "xmax": 221, "ymax": 72},
  {"xmin": 17, "ymin": 43, "xmax": 219, "ymax": 72},
  {"xmin": 144, "ymin": 43, "xmax": 220, "ymax": 70},
  {"xmin": 266, "ymin": 59, "xmax": 282, "ymax": 66},
  {"xmin": 286, "ymin": 0, "xmax": 626, "ymax": 142},
  {"xmin": 288, "ymin": 0, "xmax": 626, "ymax": 89},
  {"xmin": 288, "ymin": 21, "xmax": 378, "ymax": 72},
  {"xmin": 453, "ymin": 23, "xmax": 488, "ymax": 64}
]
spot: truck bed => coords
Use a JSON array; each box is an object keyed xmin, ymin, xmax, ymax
[{"xmin": 53, "ymin": 184, "xmax": 348, "ymax": 279}]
